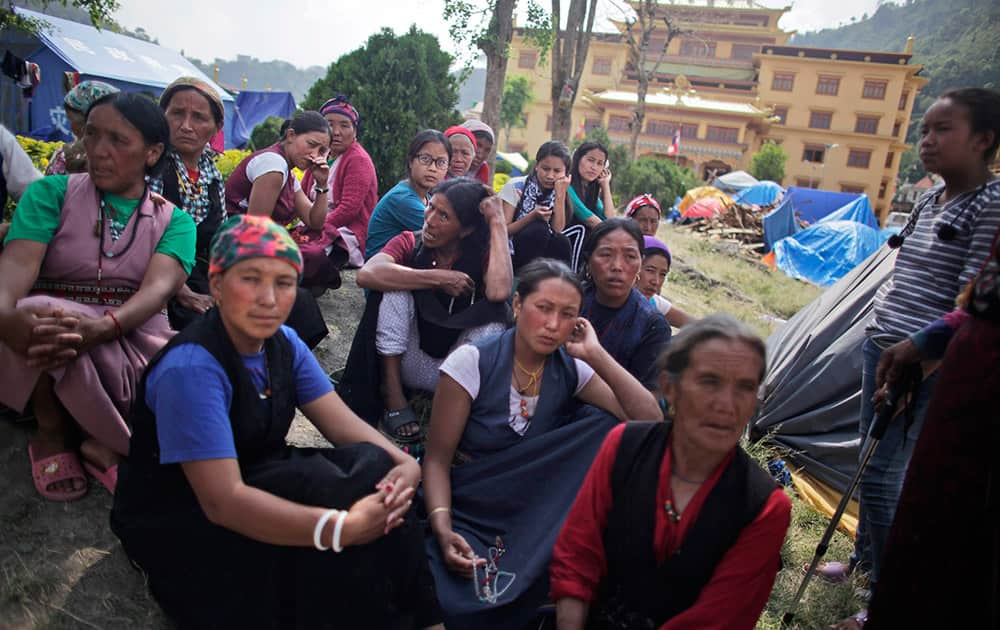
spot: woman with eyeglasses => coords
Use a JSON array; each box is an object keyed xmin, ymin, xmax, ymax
[
  {"xmin": 340, "ymin": 179, "xmax": 512, "ymax": 448},
  {"xmin": 365, "ymin": 130, "xmax": 452, "ymax": 259}
]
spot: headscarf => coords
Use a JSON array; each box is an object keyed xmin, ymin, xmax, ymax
[
  {"xmin": 64, "ymin": 80, "xmax": 119, "ymax": 113},
  {"xmin": 444, "ymin": 125, "xmax": 477, "ymax": 150},
  {"xmin": 642, "ymin": 235, "xmax": 671, "ymax": 267},
  {"xmin": 626, "ymin": 194, "xmax": 662, "ymax": 218},
  {"xmin": 319, "ymin": 95, "xmax": 361, "ymax": 132},
  {"xmin": 209, "ymin": 215, "xmax": 303, "ymax": 276},
  {"xmin": 460, "ymin": 119, "xmax": 495, "ymax": 145},
  {"xmin": 159, "ymin": 76, "xmax": 226, "ymax": 126}
]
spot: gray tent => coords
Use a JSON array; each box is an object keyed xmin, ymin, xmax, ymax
[{"xmin": 751, "ymin": 246, "xmax": 897, "ymax": 494}]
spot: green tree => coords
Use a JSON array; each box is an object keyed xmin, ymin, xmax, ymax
[
  {"xmin": 1, "ymin": 0, "xmax": 118, "ymax": 32},
  {"xmin": 250, "ymin": 116, "xmax": 284, "ymax": 151},
  {"xmin": 499, "ymin": 75, "xmax": 533, "ymax": 150},
  {"xmin": 615, "ymin": 157, "xmax": 695, "ymax": 209},
  {"xmin": 749, "ymin": 141, "xmax": 787, "ymax": 183},
  {"xmin": 303, "ymin": 26, "xmax": 461, "ymax": 194}
]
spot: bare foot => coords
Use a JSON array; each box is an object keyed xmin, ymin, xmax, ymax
[{"xmin": 80, "ymin": 438, "xmax": 119, "ymax": 471}]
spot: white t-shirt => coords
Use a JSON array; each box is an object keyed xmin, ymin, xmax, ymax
[
  {"xmin": 499, "ymin": 175, "xmax": 526, "ymax": 208},
  {"xmin": 245, "ymin": 152, "xmax": 302, "ymax": 191},
  {"xmin": 650, "ymin": 294, "xmax": 672, "ymax": 316},
  {"xmin": 0, "ymin": 125, "xmax": 41, "ymax": 199},
  {"xmin": 440, "ymin": 344, "xmax": 595, "ymax": 436}
]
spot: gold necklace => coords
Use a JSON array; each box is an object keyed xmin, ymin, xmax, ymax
[{"xmin": 512, "ymin": 357, "xmax": 544, "ymax": 419}]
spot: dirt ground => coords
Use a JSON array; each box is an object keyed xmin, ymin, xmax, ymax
[{"xmin": 0, "ymin": 272, "xmax": 366, "ymax": 629}]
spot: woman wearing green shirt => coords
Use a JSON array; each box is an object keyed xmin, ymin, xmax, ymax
[
  {"xmin": 568, "ymin": 141, "xmax": 616, "ymax": 229},
  {"xmin": 0, "ymin": 92, "xmax": 195, "ymax": 501}
]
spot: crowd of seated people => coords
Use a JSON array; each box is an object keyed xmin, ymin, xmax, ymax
[{"xmin": 21, "ymin": 82, "xmax": 1000, "ymax": 630}]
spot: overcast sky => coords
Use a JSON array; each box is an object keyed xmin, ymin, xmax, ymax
[{"xmin": 114, "ymin": 0, "xmax": 895, "ymax": 69}]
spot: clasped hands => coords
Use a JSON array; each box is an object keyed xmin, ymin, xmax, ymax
[{"xmin": 3, "ymin": 304, "xmax": 113, "ymax": 371}]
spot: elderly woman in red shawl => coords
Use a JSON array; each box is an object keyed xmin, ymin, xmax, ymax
[{"xmin": 294, "ymin": 95, "xmax": 378, "ymax": 291}]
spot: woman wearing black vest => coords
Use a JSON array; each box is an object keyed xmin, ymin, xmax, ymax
[
  {"xmin": 111, "ymin": 215, "xmax": 442, "ymax": 629},
  {"xmin": 342, "ymin": 178, "xmax": 512, "ymax": 444},
  {"xmin": 551, "ymin": 314, "xmax": 791, "ymax": 629}
]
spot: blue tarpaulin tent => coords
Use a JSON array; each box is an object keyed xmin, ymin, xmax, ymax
[
  {"xmin": 232, "ymin": 90, "xmax": 296, "ymax": 148},
  {"xmin": 734, "ymin": 181, "xmax": 784, "ymax": 207},
  {"xmin": 12, "ymin": 7, "xmax": 236, "ymax": 147},
  {"xmin": 783, "ymin": 187, "xmax": 862, "ymax": 224},
  {"xmin": 815, "ymin": 195, "xmax": 878, "ymax": 228},
  {"xmin": 762, "ymin": 196, "xmax": 799, "ymax": 252},
  {"xmin": 773, "ymin": 220, "xmax": 892, "ymax": 286}
]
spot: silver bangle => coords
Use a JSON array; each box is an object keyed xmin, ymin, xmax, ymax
[
  {"xmin": 313, "ymin": 509, "xmax": 338, "ymax": 551},
  {"xmin": 332, "ymin": 510, "xmax": 348, "ymax": 553}
]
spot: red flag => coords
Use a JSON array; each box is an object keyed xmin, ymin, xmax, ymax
[{"xmin": 666, "ymin": 129, "xmax": 680, "ymax": 157}]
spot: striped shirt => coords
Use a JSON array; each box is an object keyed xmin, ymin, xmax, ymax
[{"xmin": 869, "ymin": 179, "xmax": 1000, "ymax": 347}]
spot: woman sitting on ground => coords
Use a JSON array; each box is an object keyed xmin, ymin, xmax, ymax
[
  {"xmin": 366, "ymin": 129, "xmax": 451, "ymax": 259},
  {"xmin": 444, "ymin": 126, "xmax": 477, "ymax": 181},
  {"xmin": 552, "ymin": 314, "xmax": 792, "ymax": 630},
  {"xmin": 499, "ymin": 140, "xmax": 573, "ymax": 270},
  {"xmin": 151, "ymin": 77, "xmax": 227, "ymax": 330},
  {"xmin": 423, "ymin": 259, "xmax": 662, "ymax": 629},
  {"xmin": 45, "ymin": 80, "xmax": 119, "ymax": 175},
  {"xmin": 343, "ymin": 178, "xmax": 512, "ymax": 444},
  {"xmin": 638, "ymin": 235, "xmax": 695, "ymax": 329},
  {"xmin": 111, "ymin": 215, "xmax": 442, "ymax": 629},
  {"xmin": 294, "ymin": 95, "xmax": 378, "ymax": 288},
  {"xmin": 626, "ymin": 193, "xmax": 662, "ymax": 237},
  {"xmin": 579, "ymin": 218, "xmax": 672, "ymax": 389},
  {"xmin": 0, "ymin": 93, "xmax": 195, "ymax": 500},
  {"xmin": 224, "ymin": 111, "xmax": 332, "ymax": 231},
  {"xmin": 568, "ymin": 141, "xmax": 615, "ymax": 230},
  {"xmin": 461, "ymin": 119, "xmax": 495, "ymax": 185}
]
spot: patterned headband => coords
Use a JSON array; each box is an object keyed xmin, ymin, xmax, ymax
[
  {"xmin": 319, "ymin": 95, "xmax": 360, "ymax": 130},
  {"xmin": 64, "ymin": 80, "xmax": 119, "ymax": 113},
  {"xmin": 209, "ymin": 215, "xmax": 303, "ymax": 276}
]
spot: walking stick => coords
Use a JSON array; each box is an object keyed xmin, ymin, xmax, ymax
[{"xmin": 781, "ymin": 381, "xmax": 909, "ymax": 628}]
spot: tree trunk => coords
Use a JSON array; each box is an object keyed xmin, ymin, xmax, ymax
[
  {"xmin": 479, "ymin": 0, "xmax": 516, "ymax": 180},
  {"xmin": 550, "ymin": 0, "xmax": 598, "ymax": 143},
  {"xmin": 630, "ymin": 75, "xmax": 648, "ymax": 160}
]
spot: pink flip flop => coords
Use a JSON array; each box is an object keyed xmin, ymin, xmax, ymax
[
  {"xmin": 29, "ymin": 443, "xmax": 88, "ymax": 502},
  {"xmin": 82, "ymin": 460, "xmax": 119, "ymax": 495},
  {"xmin": 803, "ymin": 561, "xmax": 851, "ymax": 583}
]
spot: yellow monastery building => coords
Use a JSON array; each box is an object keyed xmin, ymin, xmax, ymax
[{"xmin": 504, "ymin": 0, "xmax": 928, "ymax": 221}]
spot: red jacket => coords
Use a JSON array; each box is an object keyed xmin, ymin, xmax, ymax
[{"xmin": 300, "ymin": 140, "xmax": 378, "ymax": 253}]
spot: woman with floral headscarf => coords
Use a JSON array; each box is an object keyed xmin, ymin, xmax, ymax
[
  {"xmin": 111, "ymin": 214, "xmax": 443, "ymax": 629},
  {"xmin": 45, "ymin": 80, "xmax": 119, "ymax": 175},
  {"xmin": 295, "ymin": 95, "xmax": 378, "ymax": 291}
]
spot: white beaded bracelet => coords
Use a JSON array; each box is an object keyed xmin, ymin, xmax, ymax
[
  {"xmin": 331, "ymin": 509, "xmax": 348, "ymax": 553},
  {"xmin": 313, "ymin": 509, "xmax": 339, "ymax": 551}
]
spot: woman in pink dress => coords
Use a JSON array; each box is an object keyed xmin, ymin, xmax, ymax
[{"xmin": 0, "ymin": 92, "xmax": 196, "ymax": 501}]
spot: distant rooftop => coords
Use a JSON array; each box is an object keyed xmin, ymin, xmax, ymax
[
  {"xmin": 592, "ymin": 89, "xmax": 766, "ymax": 115},
  {"xmin": 757, "ymin": 44, "xmax": 915, "ymax": 66}
]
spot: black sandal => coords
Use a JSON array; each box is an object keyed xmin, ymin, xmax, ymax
[{"xmin": 380, "ymin": 406, "xmax": 423, "ymax": 444}]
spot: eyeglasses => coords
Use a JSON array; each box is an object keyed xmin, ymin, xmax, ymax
[{"xmin": 415, "ymin": 153, "xmax": 449, "ymax": 170}]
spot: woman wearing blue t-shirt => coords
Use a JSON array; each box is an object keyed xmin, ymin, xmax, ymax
[{"xmin": 111, "ymin": 215, "xmax": 442, "ymax": 629}]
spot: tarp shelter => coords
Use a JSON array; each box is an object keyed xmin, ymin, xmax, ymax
[
  {"xmin": 11, "ymin": 7, "xmax": 236, "ymax": 147},
  {"xmin": 712, "ymin": 170, "xmax": 758, "ymax": 194},
  {"xmin": 734, "ymin": 181, "xmax": 783, "ymax": 207},
  {"xmin": 496, "ymin": 150, "xmax": 528, "ymax": 177},
  {"xmin": 782, "ymin": 187, "xmax": 861, "ymax": 224},
  {"xmin": 817, "ymin": 195, "xmax": 878, "ymax": 229},
  {"xmin": 232, "ymin": 90, "xmax": 296, "ymax": 149},
  {"xmin": 753, "ymin": 246, "xmax": 897, "ymax": 501},
  {"xmin": 762, "ymin": 195, "xmax": 799, "ymax": 252},
  {"xmin": 773, "ymin": 220, "xmax": 892, "ymax": 287},
  {"xmin": 678, "ymin": 186, "xmax": 733, "ymax": 213},
  {"xmin": 682, "ymin": 196, "xmax": 725, "ymax": 219}
]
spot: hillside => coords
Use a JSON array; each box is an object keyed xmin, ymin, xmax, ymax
[
  {"xmin": 791, "ymin": 0, "xmax": 1000, "ymax": 117},
  {"xmin": 186, "ymin": 55, "xmax": 324, "ymax": 102}
]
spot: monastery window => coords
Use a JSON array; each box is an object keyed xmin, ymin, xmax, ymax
[
  {"xmin": 646, "ymin": 119, "xmax": 675, "ymax": 137},
  {"xmin": 847, "ymin": 149, "xmax": 872, "ymax": 168},
  {"xmin": 816, "ymin": 76, "xmax": 840, "ymax": 96},
  {"xmin": 862, "ymin": 80, "xmax": 888, "ymax": 100},
  {"xmin": 771, "ymin": 106, "xmax": 788, "ymax": 125},
  {"xmin": 808, "ymin": 111, "xmax": 833, "ymax": 130},
  {"xmin": 855, "ymin": 116, "xmax": 880, "ymax": 135},
  {"xmin": 841, "ymin": 184, "xmax": 865, "ymax": 194},
  {"xmin": 771, "ymin": 73, "xmax": 795, "ymax": 92},
  {"xmin": 879, "ymin": 179, "xmax": 889, "ymax": 199},
  {"xmin": 885, "ymin": 151, "xmax": 895, "ymax": 169},
  {"xmin": 680, "ymin": 39, "xmax": 716, "ymax": 58},
  {"xmin": 584, "ymin": 117, "xmax": 602, "ymax": 134},
  {"xmin": 706, "ymin": 126, "xmax": 739, "ymax": 144},
  {"xmin": 796, "ymin": 177, "xmax": 821, "ymax": 189},
  {"xmin": 681, "ymin": 123, "xmax": 699, "ymax": 139},
  {"xmin": 609, "ymin": 115, "xmax": 631, "ymax": 132},
  {"xmin": 592, "ymin": 56, "xmax": 612, "ymax": 75},
  {"xmin": 802, "ymin": 144, "xmax": 826, "ymax": 163},
  {"xmin": 898, "ymin": 90, "xmax": 910, "ymax": 111},
  {"xmin": 730, "ymin": 44, "xmax": 759, "ymax": 60},
  {"xmin": 518, "ymin": 50, "xmax": 538, "ymax": 69}
]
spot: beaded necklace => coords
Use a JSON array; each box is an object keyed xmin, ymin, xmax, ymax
[
  {"xmin": 512, "ymin": 356, "xmax": 544, "ymax": 419},
  {"xmin": 94, "ymin": 187, "xmax": 146, "ymax": 294}
]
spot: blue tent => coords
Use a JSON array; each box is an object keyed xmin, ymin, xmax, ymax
[
  {"xmin": 762, "ymin": 196, "xmax": 799, "ymax": 252},
  {"xmin": 232, "ymin": 90, "xmax": 296, "ymax": 148},
  {"xmin": 773, "ymin": 220, "xmax": 892, "ymax": 287},
  {"xmin": 734, "ymin": 181, "xmax": 784, "ymax": 206},
  {"xmin": 13, "ymin": 7, "xmax": 236, "ymax": 148},
  {"xmin": 783, "ymin": 187, "xmax": 862, "ymax": 224},
  {"xmin": 816, "ymin": 195, "xmax": 878, "ymax": 228}
]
